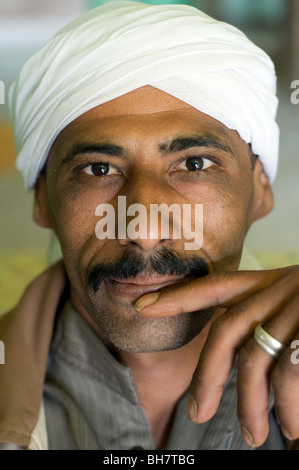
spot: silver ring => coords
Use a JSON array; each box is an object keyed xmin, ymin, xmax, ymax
[{"xmin": 254, "ymin": 324, "xmax": 287, "ymax": 359}]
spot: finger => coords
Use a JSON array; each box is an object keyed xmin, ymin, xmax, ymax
[
  {"xmin": 134, "ymin": 267, "xmax": 292, "ymax": 318},
  {"xmin": 272, "ymin": 329, "xmax": 299, "ymax": 442},
  {"xmin": 237, "ymin": 337, "xmax": 274, "ymax": 447},
  {"xmin": 237, "ymin": 297, "xmax": 299, "ymax": 447},
  {"xmin": 187, "ymin": 281, "xmax": 299, "ymax": 428},
  {"xmin": 188, "ymin": 326, "xmax": 236, "ymax": 423}
]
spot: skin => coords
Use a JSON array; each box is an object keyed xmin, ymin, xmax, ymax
[{"xmin": 33, "ymin": 86, "xmax": 299, "ymax": 449}]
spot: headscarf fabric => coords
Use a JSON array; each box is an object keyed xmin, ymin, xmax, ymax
[{"xmin": 8, "ymin": 1, "xmax": 279, "ymax": 189}]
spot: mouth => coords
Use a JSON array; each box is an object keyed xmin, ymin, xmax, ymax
[{"xmin": 105, "ymin": 274, "xmax": 188, "ymax": 301}]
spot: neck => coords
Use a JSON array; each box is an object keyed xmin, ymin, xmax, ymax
[
  {"xmin": 117, "ymin": 333, "xmax": 208, "ymax": 449},
  {"xmin": 71, "ymin": 290, "xmax": 213, "ymax": 449}
]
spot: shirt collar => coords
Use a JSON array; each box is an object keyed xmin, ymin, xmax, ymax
[{"xmin": 50, "ymin": 301, "xmax": 140, "ymax": 405}]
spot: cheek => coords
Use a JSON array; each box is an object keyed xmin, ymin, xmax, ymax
[
  {"xmin": 188, "ymin": 177, "xmax": 253, "ymax": 263},
  {"xmin": 48, "ymin": 184, "xmax": 109, "ymax": 267},
  {"xmin": 47, "ymin": 165, "xmax": 124, "ymax": 243},
  {"xmin": 204, "ymin": 198, "xmax": 247, "ymax": 245}
]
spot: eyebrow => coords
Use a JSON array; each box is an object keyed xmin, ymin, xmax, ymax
[
  {"xmin": 159, "ymin": 135, "xmax": 234, "ymax": 156},
  {"xmin": 61, "ymin": 134, "xmax": 234, "ymax": 166},
  {"xmin": 61, "ymin": 143, "xmax": 124, "ymax": 165}
]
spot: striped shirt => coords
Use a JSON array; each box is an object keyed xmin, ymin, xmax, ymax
[{"xmin": 43, "ymin": 301, "xmax": 285, "ymax": 450}]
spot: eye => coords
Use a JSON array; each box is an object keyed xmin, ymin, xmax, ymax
[
  {"xmin": 82, "ymin": 162, "xmax": 120, "ymax": 176},
  {"xmin": 178, "ymin": 156, "xmax": 214, "ymax": 172}
]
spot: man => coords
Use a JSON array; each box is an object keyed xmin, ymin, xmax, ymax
[{"xmin": 0, "ymin": 2, "xmax": 298, "ymax": 450}]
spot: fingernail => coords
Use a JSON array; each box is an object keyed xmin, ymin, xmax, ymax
[
  {"xmin": 188, "ymin": 395, "xmax": 198, "ymax": 422},
  {"xmin": 134, "ymin": 292, "xmax": 160, "ymax": 311},
  {"xmin": 240, "ymin": 425, "xmax": 256, "ymax": 448},
  {"xmin": 281, "ymin": 427, "xmax": 293, "ymax": 441}
]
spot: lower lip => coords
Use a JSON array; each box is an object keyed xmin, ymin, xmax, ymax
[{"xmin": 104, "ymin": 278, "xmax": 184, "ymax": 301}]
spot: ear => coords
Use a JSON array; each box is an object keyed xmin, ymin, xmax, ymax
[
  {"xmin": 33, "ymin": 172, "xmax": 53, "ymax": 228},
  {"xmin": 249, "ymin": 159, "xmax": 274, "ymax": 223}
]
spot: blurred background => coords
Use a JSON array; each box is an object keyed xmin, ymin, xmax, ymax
[{"xmin": 0, "ymin": 0, "xmax": 298, "ymax": 313}]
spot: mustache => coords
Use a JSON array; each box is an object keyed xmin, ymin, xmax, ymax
[{"xmin": 87, "ymin": 247, "xmax": 209, "ymax": 294}]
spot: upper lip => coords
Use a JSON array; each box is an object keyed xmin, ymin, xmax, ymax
[{"xmin": 111, "ymin": 274, "xmax": 187, "ymax": 286}]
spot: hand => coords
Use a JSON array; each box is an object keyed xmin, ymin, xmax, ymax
[{"xmin": 134, "ymin": 266, "xmax": 299, "ymax": 448}]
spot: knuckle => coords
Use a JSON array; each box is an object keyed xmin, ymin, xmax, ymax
[
  {"xmin": 209, "ymin": 270, "xmax": 235, "ymax": 301},
  {"xmin": 209, "ymin": 313, "xmax": 233, "ymax": 339},
  {"xmin": 279, "ymin": 265, "xmax": 299, "ymax": 287},
  {"xmin": 263, "ymin": 266, "xmax": 299, "ymax": 298},
  {"xmin": 237, "ymin": 339, "xmax": 257, "ymax": 371}
]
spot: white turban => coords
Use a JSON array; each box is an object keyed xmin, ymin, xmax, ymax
[{"xmin": 9, "ymin": 1, "xmax": 279, "ymax": 190}]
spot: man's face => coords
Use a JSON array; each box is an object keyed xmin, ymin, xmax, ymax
[{"xmin": 35, "ymin": 86, "xmax": 273, "ymax": 353}]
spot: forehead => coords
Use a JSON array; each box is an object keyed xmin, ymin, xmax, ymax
[
  {"xmin": 50, "ymin": 85, "xmax": 247, "ymax": 157},
  {"xmin": 88, "ymin": 85, "xmax": 191, "ymax": 116}
]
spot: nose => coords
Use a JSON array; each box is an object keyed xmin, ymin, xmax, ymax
[{"xmin": 116, "ymin": 173, "xmax": 179, "ymax": 252}]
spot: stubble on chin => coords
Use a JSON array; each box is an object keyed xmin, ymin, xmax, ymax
[{"xmin": 84, "ymin": 290, "xmax": 216, "ymax": 353}]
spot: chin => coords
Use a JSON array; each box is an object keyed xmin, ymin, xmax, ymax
[{"xmin": 86, "ymin": 298, "xmax": 215, "ymax": 353}]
